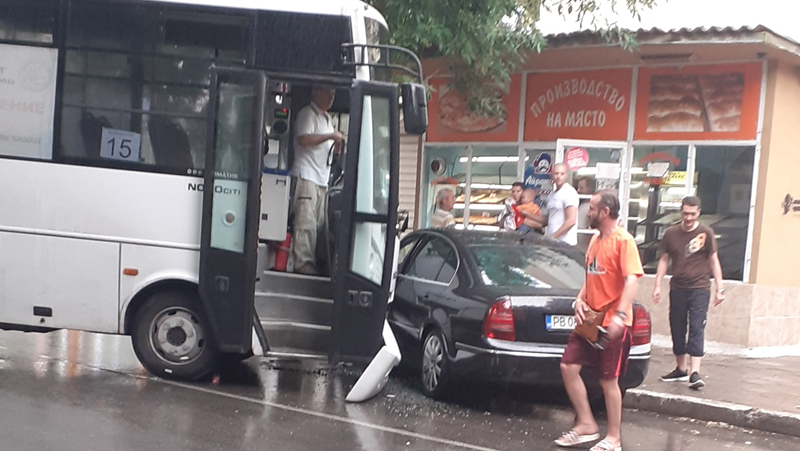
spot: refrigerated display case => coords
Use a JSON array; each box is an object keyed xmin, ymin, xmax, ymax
[
  {"xmin": 454, "ymin": 183, "xmax": 510, "ymax": 228},
  {"xmin": 453, "ymin": 147, "xmax": 519, "ymax": 230}
]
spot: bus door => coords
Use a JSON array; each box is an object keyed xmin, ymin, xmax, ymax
[
  {"xmin": 331, "ymin": 81, "xmax": 400, "ymax": 363},
  {"xmin": 199, "ymin": 68, "xmax": 267, "ymax": 354}
]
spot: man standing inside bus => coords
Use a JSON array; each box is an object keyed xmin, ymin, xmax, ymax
[{"xmin": 291, "ymin": 85, "xmax": 345, "ymax": 275}]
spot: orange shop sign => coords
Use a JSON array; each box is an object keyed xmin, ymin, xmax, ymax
[
  {"xmin": 426, "ymin": 75, "xmax": 521, "ymax": 142},
  {"xmin": 524, "ymin": 69, "xmax": 632, "ymax": 141}
]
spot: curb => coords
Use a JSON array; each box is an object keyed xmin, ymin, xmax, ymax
[{"xmin": 624, "ymin": 389, "xmax": 800, "ymax": 438}]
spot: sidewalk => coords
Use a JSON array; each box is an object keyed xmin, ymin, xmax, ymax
[{"xmin": 623, "ymin": 335, "xmax": 800, "ymax": 437}]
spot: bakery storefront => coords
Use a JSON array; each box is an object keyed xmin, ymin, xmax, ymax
[{"xmin": 413, "ymin": 27, "xmax": 800, "ymax": 347}]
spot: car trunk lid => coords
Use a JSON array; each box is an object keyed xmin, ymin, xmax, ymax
[{"xmin": 507, "ymin": 295, "xmax": 578, "ymax": 345}]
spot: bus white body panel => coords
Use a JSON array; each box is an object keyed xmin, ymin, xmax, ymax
[
  {"xmin": 0, "ymin": 158, "xmax": 204, "ymax": 332},
  {"xmin": 0, "ymin": 159, "xmax": 203, "ymax": 248},
  {"xmin": 0, "ymin": 231, "xmax": 120, "ymax": 332}
]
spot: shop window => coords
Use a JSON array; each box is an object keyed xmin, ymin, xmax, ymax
[
  {"xmin": 466, "ymin": 146, "xmax": 519, "ymax": 229},
  {"xmin": 421, "ymin": 146, "xmax": 469, "ymax": 228},
  {"xmin": 59, "ymin": 1, "xmax": 249, "ymax": 173},
  {"xmin": 0, "ymin": 0, "xmax": 58, "ymax": 45},
  {"xmin": 694, "ymin": 146, "xmax": 754, "ymax": 281},
  {"xmin": 631, "ymin": 145, "xmax": 689, "ymax": 271}
]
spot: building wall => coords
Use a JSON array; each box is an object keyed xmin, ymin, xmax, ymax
[
  {"xmin": 399, "ymin": 131, "xmax": 421, "ymax": 228},
  {"xmin": 639, "ymin": 275, "xmax": 800, "ymax": 347},
  {"xmin": 751, "ymin": 60, "xmax": 800, "ymax": 286}
]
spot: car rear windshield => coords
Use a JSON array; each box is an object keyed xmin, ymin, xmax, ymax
[{"xmin": 469, "ymin": 244, "xmax": 584, "ymax": 289}]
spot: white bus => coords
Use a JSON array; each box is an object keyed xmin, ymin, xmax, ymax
[{"xmin": 0, "ymin": 0, "xmax": 427, "ymax": 387}]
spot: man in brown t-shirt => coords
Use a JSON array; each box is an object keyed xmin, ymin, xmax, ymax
[{"xmin": 653, "ymin": 196, "xmax": 725, "ymax": 389}]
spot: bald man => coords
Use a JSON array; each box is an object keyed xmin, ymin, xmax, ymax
[{"xmin": 543, "ymin": 163, "xmax": 579, "ymax": 245}]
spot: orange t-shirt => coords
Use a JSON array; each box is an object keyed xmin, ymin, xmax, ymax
[
  {"xmin": 584, "ymin": 227, "xmax": 644, "ymax": 327},
  {"xmin": 513, "ymin": 202, "xmax": 541, "ymax": 228}
]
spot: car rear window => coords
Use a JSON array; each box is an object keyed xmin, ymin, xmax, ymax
[{"xmin": 469, "ymin": 244, "xmax": 584, "ymax": 289}]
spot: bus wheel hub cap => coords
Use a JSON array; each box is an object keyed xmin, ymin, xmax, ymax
[{"xmin": 153, "ymin": 309, "xmax": 203, "ymax": 362}]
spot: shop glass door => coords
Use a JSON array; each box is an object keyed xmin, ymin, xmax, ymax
[
  {"xmin": 555, "ymin": 139, "xmax": 630, "ymax": 253},
  {"xmin": 630, "ymin": 145, "xmax": 689, "ymax": 272}
]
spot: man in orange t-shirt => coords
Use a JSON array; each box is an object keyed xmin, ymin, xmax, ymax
[{"xmin": 555, "ymin": 190, "xmax": 643, "ymax": 451}]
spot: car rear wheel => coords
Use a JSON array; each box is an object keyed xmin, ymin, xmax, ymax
[{"xmin": 420, "ymin": 329, "xmax": 451, "ymax": 399}]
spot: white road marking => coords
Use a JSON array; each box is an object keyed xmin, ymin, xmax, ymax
[
  {"xmin": 32, "ymin": 353, "xmax": 501, "ymax": 451},
  {"xmin": 160, "ymin": 379, "xmax": 502, "ymax": 451}
]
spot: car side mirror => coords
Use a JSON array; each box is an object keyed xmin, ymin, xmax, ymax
[{"xmin": 401, "ymin": 83, "xmax": 427, "ymax": 135}]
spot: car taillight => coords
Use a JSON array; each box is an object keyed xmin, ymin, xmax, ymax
[
  {"xmin": 631, "ymin": 305, "xmax": 651, "ymax": 346},
  {"xmin": 483, "ymin": 298, "xmax": 516, "ymax": 341}
]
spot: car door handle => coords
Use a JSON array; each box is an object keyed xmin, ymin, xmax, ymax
[{"xmin": 418, "ymin": 294, "xmax": 431, "ymax": 302}]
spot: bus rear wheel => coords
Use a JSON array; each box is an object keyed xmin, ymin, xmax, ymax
[{"xmin": 131, "ymin": 290, "xmax": 219, "ymax": 381}]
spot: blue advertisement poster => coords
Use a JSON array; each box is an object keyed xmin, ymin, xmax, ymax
[{"xmin": 524, "ymin": 152, "xmax": 554, "ymax": 209}]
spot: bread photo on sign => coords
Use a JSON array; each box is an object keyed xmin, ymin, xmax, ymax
[
  {"xmin": 647, "ymin": 75, "xmax": 705, "ymax": 132},
  {"xmin": 438, "ymin": 86, "xmax": 507, "ymax": 134},
  {"xmin": 646, "ymin": 72, "xmax": 744, "ymax": 133},
  {"xmin": 698, "ymin": 73, "xmax": 744, "ymax": 132}
]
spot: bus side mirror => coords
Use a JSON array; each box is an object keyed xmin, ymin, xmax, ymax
[{"xmin": 401, "ymin": 83, "xmax": 427, "ymax": 135}]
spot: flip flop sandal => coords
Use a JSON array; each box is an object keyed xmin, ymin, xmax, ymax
[
  {"xmin": 554, "ymin": 430, "xmax": 601, "ymax": 447},
  {"xmin": 589, "ymin": 439, "xmax": 622, "ymax": 451}
]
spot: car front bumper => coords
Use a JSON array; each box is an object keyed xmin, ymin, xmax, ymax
[{"xmin": 450, "ymin": 339, "xmax": 650, "ymax": 390}]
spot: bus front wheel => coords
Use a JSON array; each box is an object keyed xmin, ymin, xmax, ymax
[{"xmin": 131, "ymin": 290, "xmax": 219, "ymax": 381}]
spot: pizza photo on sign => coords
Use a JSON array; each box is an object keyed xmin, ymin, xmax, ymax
[
  {"xmin": 438, "ymin": 85, "xmax": 508, "ymax": 134},
  {"xmin": 646, "ymin": 72, "xmax": 744, "ymax": 133}
]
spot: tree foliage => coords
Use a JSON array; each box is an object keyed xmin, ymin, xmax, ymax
[{"xmin": 367, "ymin": 0, "xmax": 657, "ymax": 116}]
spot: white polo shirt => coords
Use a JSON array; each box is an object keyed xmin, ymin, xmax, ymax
[
  {"xmin": 292, "ymin": 102, "xmax": 334, "ymax": 187},
  {"xmin": 546, "ymin": 182, "xmax": 580, "ymax": 245}
]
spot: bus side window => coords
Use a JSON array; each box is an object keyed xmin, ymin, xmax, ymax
[
  {"xmin": 0, "ymin": 0, "xmax": 58, "ymax": 45},
  {"xmin": 59, "ymin": 1, "xmax": 249, "ymax": 174},
  {"xmin": 0, "ymin": 0, "xmax": 59, "ymax": 161}
]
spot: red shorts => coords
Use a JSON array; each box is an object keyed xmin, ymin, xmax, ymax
[{"xmin": 561, "ymin": 327, "xmax": 631, "ymax": 380}]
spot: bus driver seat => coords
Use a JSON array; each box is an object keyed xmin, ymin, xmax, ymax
[
  {"xmin": 80, "ymin": 111, "xmax": 113, "ymax": 160},
  {"xmin": 148, "ymin": 116, "xmax": 195, "ymax": 170}
]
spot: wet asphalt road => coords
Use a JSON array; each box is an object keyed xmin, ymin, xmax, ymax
[{"xmin": 0, "ymin": 329, "xmax": 798, "ymax": 451}]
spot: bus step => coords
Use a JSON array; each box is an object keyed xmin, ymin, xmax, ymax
[
  {"xmin": 265, "ymin": 349, "xmax": 328, "ymax": 360},
  {"xmin": 259, "ymin": 320, "xmax": 330, "ymax": 356},
  {"xmin": 256, "ymin": 270, "xmax": 333, "ymax": 300},
  {"xmin": 254, "ymin": 292, "xmax": 333, "ymax": 326}
]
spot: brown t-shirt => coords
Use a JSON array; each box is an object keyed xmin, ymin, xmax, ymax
[{"xmin": 659, "ymin": 224, "xmax": 718, "ymax": 290}]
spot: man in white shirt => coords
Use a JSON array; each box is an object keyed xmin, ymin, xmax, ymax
[
  {"xmin": 543, "ymin": 163, "xmax": 579, "ymax": 245},
  {"xmin": 291, "ymin": 86, "xmax": 345, "ymax": 275}
]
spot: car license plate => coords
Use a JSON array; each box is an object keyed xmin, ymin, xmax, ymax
[{"xmin": 546, "ymin": 315, "xmax": 576, "ymax": 331}]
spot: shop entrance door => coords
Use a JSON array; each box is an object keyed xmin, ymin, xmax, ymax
[{"xmin": 555, "ymin": 139, "xmax": 632, "ymax": 252}]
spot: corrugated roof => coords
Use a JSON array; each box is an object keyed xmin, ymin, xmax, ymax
[{"xmin": 545, "ymin": 25, "xmax": 796, "ymax": 48}]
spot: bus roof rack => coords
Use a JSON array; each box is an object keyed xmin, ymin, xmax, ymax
[{"xmin": 341, "ymin": 44, "xmax": 424, "ymax": 83}]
